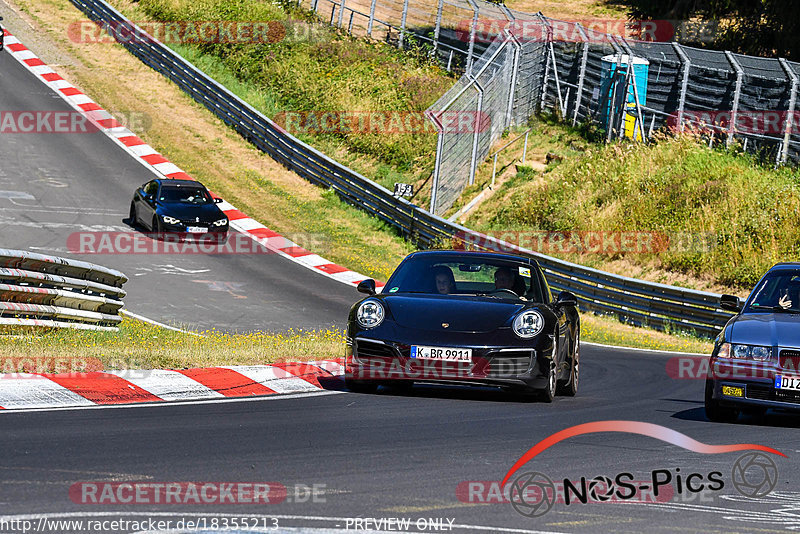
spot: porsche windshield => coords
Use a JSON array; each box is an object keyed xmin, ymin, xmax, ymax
[
  {"xmin": 747, "ymin": 269, "xmax": 800, "ymax": 312},
  {"xmin": 159, "ymin": 186, "xmax": 212, "ymax": 204},
  {"xmin": 385, "ymin": 256, "xmax": 544, "ymax": 301}
]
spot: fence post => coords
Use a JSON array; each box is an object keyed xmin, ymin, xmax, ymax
[
  {"xmin": 433, "ymin": 0, "xmax": 444, "ymax": 58},
  {"xmin": 537, "ymin": 13, "xmax": 552, "ymax": 113},
  {"xmin": 779, "ymin": 58, "xmax": 798, "ymax": 164},
  {"xmin": 398, "ymin": 0, "xmax": 409, "ymax": 50},
  {"xmin": 337, "ymin": 0, "xmax": 346, "ymax": 28},
  {"xmin": 505, "ymin": 30, "xmax": 522, "ymax": 128},
  {"xmin": 465, "ymin": 0, "xmax": 480, "ymax": 73},
  {"xmin": 724, "ymin": 51, "xmax": 744, "ymax": 148},
  {"xmin": 572, "ymin": 23, "xmax": 589, "ymax": 125},
  {"xmin": 429, "ymin": 125, "xmax": 445, "ymax": 214},
  {"xmin": 312, "ymin": 0, "xmax": 319, "ymax": 12},
  {"xmin": 671, "ymin": 43, "xmax": 691, "ymax": 132},
  {"xmin": 367, "ymin": 0, "xmax": 378, "ymax": 37},
  {"xmin": 469, "ymin": 76, "xmax": 485, "ymax": 186}
]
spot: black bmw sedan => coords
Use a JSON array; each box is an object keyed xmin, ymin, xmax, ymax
[
  {"xmin": 345, "ymin": 250, "xmax": 580, "ymax": 401},
  {"xmin": 130, "ymin": 179, "xmax": 229, "ymax": 237},
  {"xmin": 706, "ymin": 263, "xmax": 800, "ymax": 422}
]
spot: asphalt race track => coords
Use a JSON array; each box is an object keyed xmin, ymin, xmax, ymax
[
  {"xmin": 2, "ymin": 23, "xmax": 799, "ymax": 534},
  {"xmin": 1, "ymin": 345, "xmax": 799, "ymax": 533},
  {"xmin": 0, "ymin": 50, "xmax": 357, "ymax": 333}
]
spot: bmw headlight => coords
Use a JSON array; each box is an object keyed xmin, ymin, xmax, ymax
[
  {"xmin": 213, "ymin": 218, "xmax": 228, "ymax": 227},
  {"xmin": 161, "ymin": 215, "xmax": 180, "ymax": 225},
  {"xmin": 717, "ymin": 342, "xmax": 772, "ymax": 361},
  {"xmin": 356, "ymin": 299, "xmax": 384, "ymax": 328},
  {"xmin": 513, "ymin": 310, "xmax": 544, "ymax": 339}
]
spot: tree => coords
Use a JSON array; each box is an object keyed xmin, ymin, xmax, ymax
[{"xmin": 623, "ymin": 0, "xmax": 800, "ymax": 59}]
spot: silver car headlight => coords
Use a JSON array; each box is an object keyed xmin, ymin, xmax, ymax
[
  {"xmin": 513, "ymin": 310, "xmax": 544, "ymax": 339},
  {"xmin": 212, "ymin": 218, "xmax": 228, "ymax": 227},
  {"xmin": 161, "ymin": 215, "xmax": 180, "ymax": 225},
  {"xmin": 356, "ymin": 299, "xmax": 384, "ymax": 329},
  {"xmin": 720, "ymin": 343, "xmax": 772, "ymax": 361}
]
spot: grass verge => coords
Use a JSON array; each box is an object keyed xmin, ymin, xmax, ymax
[{"xmin": 0, "ymin": 312, "xmax": 710, "ymax": 373}]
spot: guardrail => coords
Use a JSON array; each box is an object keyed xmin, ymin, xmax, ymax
[
  {"xmin": 66, "ymin": 0, "xmax": 733, "ymax": 338},
  {"xmin": 0, "ymin": 249, "xmax": 127, "ymax": 331}
]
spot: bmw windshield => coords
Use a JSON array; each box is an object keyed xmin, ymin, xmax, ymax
[
  {"xmin": 746, "ymin": 269, "xmax": 800, "ymax": 313},
  {"xmin": 159, "ymin": 186, "xmax": 212, "ymax": 204}
]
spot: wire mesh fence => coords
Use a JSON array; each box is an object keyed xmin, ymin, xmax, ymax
[{"xmin": 297, "ymin": 0, "xmax": 800, "ymax": 216}]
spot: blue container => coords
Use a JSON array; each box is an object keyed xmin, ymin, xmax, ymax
[{"xmin": 598, "ymin": 54, "xmax": 649, "ymax": 138}]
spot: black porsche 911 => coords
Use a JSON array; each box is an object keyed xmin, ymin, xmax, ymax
[
  {"xmin": 706, "ymin": 263, "xmax": 800, "ymax": 422},
  {"xmin": 345, "ymin": 250, "xmax": 580, "ymax": 401},
  {"xmin": 130, "ymin": 178, "xmax": 229, "ymax": 238}
]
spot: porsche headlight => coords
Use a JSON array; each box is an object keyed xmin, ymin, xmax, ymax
[
  {"xmin": 356, "ymin": 299, "xmax": 384, "ymax": 328},
  {"xmin": 161, "ymin": 215, "xmax": 180, "ymax": 225},
  {"xmin": 213, "ymin": 218, "xmax": 228, "ymax": 227},
  {"xmin": 513, "ymin": 310, "xmax": 544, "ymax": 339}
]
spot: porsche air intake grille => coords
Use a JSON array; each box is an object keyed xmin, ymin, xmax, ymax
[
  {"xmin": 485, "ymin": 351, "xmax": 533, "ymax": 377},
  {"xmin": 779, "ymin": 350, "xmax": 800, "ymax": 371},
  {"xmin": 354, "ymin": 340, "xmax": 396, "ymax": 362}
]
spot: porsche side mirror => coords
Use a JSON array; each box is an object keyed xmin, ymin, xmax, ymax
[
  {"xmin": 556, "ymin": 291, "xmax": 577, "ymax": 307},
  {"xmin": 214, "ymin": 197, "xmax": 223, "ymax": 204},
  {"xmin": 720, "ymin": 294, "xmax": 741, "ymax": 312},
  {"xmin": 357, "ymin": 279, "xmax": 377, "ymax": 295}
]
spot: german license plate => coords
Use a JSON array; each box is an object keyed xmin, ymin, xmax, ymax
[
  {"xmin": 775, "ymin": 375, "xmax": 800, "ymax": 391},
  {"xmin": 410, "ymin": 345, "xmax": 472, "ymax": 362},
  {"xmin": 186, "ymin": 226, "xmax": 208, "ymax": 233}
]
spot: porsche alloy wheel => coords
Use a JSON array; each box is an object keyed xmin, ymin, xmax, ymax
[
  {"xmin": 539, "ymin": 361, "xmax": 557, "ymax": 403},
  {"xmin": 558, "ymin": 332, "xmax": 579, "ymax": 397}
]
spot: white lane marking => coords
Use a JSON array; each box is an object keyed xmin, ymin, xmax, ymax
[
  {"xmin": 119, "ymin": 310, "xmax": 203, "ymax": 337},
  {"xmin": 223, "ymin": 366, "xmax": 322, "ymax": 394},
  {"xmin": 0, "ymin": 390, "xmax": 343, "ymax": 415},
  {"xmin": 0, "ymin": 217, "xmax": 128, "ymax": 231},
  {"xmin": 582, "ymin": 340, "xmax": 710, "ymax": 356},
  {"xmin": 105, "ymin": 369, "xmax": 224, "ymax": 401},
  {"xmin": 0, "ymin": 375, "xmax": 95, "ymax": 409},
  {"xmin": 0, "ymin": 191, "xmax": 35, "ymax": 200},
  {"xmin": 0, "ymin": 512, "xmax": 566, "ymax": 534}
]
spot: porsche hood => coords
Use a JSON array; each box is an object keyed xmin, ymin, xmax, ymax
[{"xmin": 380, "ymin": 294, "xmax": 526, "ymax": 333}]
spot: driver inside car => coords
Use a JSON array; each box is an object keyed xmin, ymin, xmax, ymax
[{"xmin": 494, "ymin": 267, "xmax": 527, "ymax": 297}]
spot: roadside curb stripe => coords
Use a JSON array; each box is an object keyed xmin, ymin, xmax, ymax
[
  {"xmin": 2, "ymin": 28, "xmax": 379, "ymax": 289},
  {"xmin": 0, "ymin": 359, "xmax": 345, "ymax": 410}
]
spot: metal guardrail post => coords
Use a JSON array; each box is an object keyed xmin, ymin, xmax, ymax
[
  {"xmin": 779, "ymin": 58, "xmax": 798, "ymax": 164},
  {"xmin": 572, "ymin": 23, "xmax": 589, "ymax": 126},
  {"xmin": 672, "ymin": 43, "xmax": 691, "ymax": 132},
  {"xmin": 312, "ymin": 0, "xmax": 319, "ymax": 12},
  {"xmin": 432, "ymin": 0, "xmax": 444, "ymax": 58},
  {"xmin": 398, "ymin": 0, "xmax": 409, "ymax": 49},
  {"xmin": 367, "ymin": 0, "xmax": 378, "ymax": 37},
  {"xmin": 725, "ymin": 51, "xmax": 744, "ymax": 148},
  {"xmin": 522, "ymin": 130, "xmax": 529, "ymax": 162},
  {"xmin": 337, "ymin": 0, "xmax": 346, "ymax": 29}
]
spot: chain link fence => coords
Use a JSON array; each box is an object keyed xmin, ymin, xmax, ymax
[{"xmin": 297, "ymin": 0, "xmax": 800, "ymax": 216}]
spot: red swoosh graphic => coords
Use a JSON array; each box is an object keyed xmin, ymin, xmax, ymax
[{"xmin": 501, "ymin": 420, "xmax": 785, "ymax": 486}]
